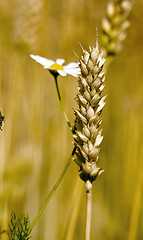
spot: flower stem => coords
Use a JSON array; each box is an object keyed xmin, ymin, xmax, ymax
[
  {"xmin": 29, "ymin": 147, "xmax": 76, "ymax": 233},
  {"xmin": 54, "ymin": 75, "xmax": 73, "ymax": 132},
  {"xmin": 85, "ymin": 181, "xmax": 92, "ymax": 240}
]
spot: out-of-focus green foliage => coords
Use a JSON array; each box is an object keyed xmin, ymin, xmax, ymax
[{"xmin": 0, "ymin": 0, "xmax": 143, "ymax": 240}]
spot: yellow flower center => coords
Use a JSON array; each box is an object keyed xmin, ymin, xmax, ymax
[{"xmin": 50, "ymin": 63, "xmax": 64, "ymax": 71}]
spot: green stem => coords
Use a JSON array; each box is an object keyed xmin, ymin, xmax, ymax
[
  {"xmin": 29, "ymin": 147, "xmax": 76, "ymax": 233},
  {"xmin": 54, "ymin": 75, "xmax": 73, "ymax": 133}
]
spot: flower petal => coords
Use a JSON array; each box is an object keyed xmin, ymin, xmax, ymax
[
  {"xmin": 56, "ymin": 58, "xmax": 65, "ymax": 65},
  {"xmin": 57, "ymin": 70, "xmax": 67, "ymax": 76},
  {"xmin": 64, "ymin": 68, "xmax": 81, "ymax": 77},
  {"xmin": 64, "ymin": 62, "xmax": 79, "ymax": 69},
  {"xmin": 30, "ymin": 55, "xmax": 54, "ymax": 68}
]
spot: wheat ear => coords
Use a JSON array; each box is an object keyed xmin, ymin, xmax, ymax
[{"xmin": 102, "ymin": 0, "xmax": 133, "ymax": 57}]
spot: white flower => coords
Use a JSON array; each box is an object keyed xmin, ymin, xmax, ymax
[{"xmin": 30, "ymin": 54, "xmax": 81, "ymax": 77}]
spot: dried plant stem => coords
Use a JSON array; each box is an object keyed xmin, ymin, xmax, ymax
[
  {"xmin": 127, "ymin": 148, "xmax": 143, "ymax": 240},
  {"xmin": 64, "ymin": 179, "xmax": 84, "ymax": 240},
  {"xmin": 85, "ymin": 181, "xmax": 92, "ymax": 240},
  {"xmin": 29, "ymin": 147, "xmax": 76, "ymax": 233},
  {"xmin": 54, "ymin": 75, "xmax": 73, "ymax": 132}
]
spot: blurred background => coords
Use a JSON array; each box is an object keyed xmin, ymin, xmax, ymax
[{"xmin": 0, "ymin": 0, "xmax": 143, "ymax": 239}]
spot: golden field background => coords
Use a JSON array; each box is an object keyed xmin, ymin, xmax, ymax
[{"xmin": 0, "ymin": 0, "xmax": 143, "ymax": 239}]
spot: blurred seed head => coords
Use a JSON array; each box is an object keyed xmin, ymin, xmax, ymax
[
  {"xmin": 102, "ymin": 0, "xmax": 134, "ymax": 57},
  {"xmin": 12, "ymin": 0, "xmax": 44, "ymax": 51}
]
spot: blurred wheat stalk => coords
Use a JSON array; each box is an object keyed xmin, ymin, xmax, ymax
[
  {"xmin": 0, "ymin": 0, "xmax": 44, "ymax": 239},
  {"xmin": 12, "ymin": 0, "xmax": 44, "ymax": 50},
  {"xmin": 101, "ymin": 1, "xmax": 143, "ymax": 240}
]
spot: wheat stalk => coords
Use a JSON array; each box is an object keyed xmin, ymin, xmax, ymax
[{"xmin": 73, "ymin": 39, "xmax": 106, "ymax": 239}]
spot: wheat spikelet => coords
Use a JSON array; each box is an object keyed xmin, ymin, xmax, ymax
[
  {"xmin": 12, "ymin": 0, "xmax": 44, "ymax": 50},
  {"xmin": 73, "ymin": 40, "xmax": 105, "ymax": 183},
  {"xmin": 102, "ymin": 0, "xmax": 133, "ymax": 56}
]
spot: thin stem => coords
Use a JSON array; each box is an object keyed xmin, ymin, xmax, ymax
[
  {"xmin": 64, "ymin": 178, "xmax": 84, "ymax": 240},
  {"xmin": 127, "ymin": 148, "xmax": 143, "ymax": 240},
  {"xmin": 85, "ymin": 181, "xmax": 92, "ymax": 240},
  {"xmin": 29, "ymin": 147, "xmax": 76, "ymax": 233},
  {"xmin": 54, "ymin": 75, "xmax": 73, "ymax": 132}
]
